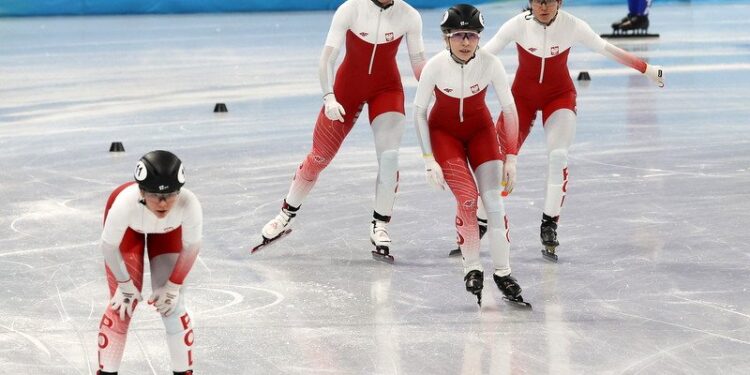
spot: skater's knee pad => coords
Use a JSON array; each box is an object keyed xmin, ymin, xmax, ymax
[
  {"xmin": 377, "ymin": 150, "xmax": 399, "ymax": 186},
  {"xmin": 547, "ymin": 149, "xmax": 569, "ymax": 183}
]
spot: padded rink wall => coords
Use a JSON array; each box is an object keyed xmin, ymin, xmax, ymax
[{"xmin": 0, "ymin": 0, "xmax": 492, "ymax": 16}]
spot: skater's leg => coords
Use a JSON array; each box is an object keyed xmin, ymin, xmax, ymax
[
  {"xmin": 285, "ymin": 107, "xmax": 360, "ymax": 207},
  {"xmin": 150, "ymin": 253, "xmax": 195, "ymax": 373},
  {"xmin": 98, "ymin": 230, "xmax": 144, "ymax": 373},
  {"xmin": 475, "ymin": 161, "xmax": 512, "ymax": 277},
  {"xmin": 542, "ymin": 109, "xmax": 575, "ymax": 220},
  {"xmin": 441, "ymin": 157, "xmax": 482, "ymax": 273},
  {"xmin": 262, "ymin": 105, "xmax": 361, "ymax": 239},
  {"xmin": 369, "ymin": 111, "xmax": 405, "ymax": 248},
  {"xmin": 371, "ymin": 111, "xmax": 404, "ymax": 220}
]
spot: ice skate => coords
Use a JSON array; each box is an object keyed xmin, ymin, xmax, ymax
[
  {"xmin": 493, "ymin": 274, "xmax": 531, "ymax": 309},
  {"xmin": 251, "ymin": 201, "xmax": 299, "ymax": 254},
  {"xmin": 540, "ymin": 214, "xmax": 559, "ymax": 262},
  {"xmin": 464, "ymin": 270, "xmax": 484, "ymax": 306},
  {"xmin": 370, "ymin": 219, "xmax": 394, "ymax": 263},
  {"xmin": 449, "ymin": 218, "xmax": 487, "ymax": 257},
  {"xmin": 602, "ymin": 14, "xmax": 658, "ymax": 38}
]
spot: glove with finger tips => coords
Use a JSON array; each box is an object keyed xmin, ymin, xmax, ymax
[
  {"xmin": 323, "ymin": 93, "xmax": 346, "ymax": 122},
  {"xmin": 148, "ymin": 280, "xmax": 181, "ymax": 317},
  {"xmin": 423, "ymin": 154, "xmax": 446, "ymax": 190},
  {"xmin": 110, "ymin": 278, "xmax": 142, "ymax": 321}
]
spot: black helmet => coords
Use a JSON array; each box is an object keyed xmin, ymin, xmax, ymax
[
  {"xmin": 134, "ymin": 150, "xmax": 185, "ymax": 193},
  {"xmin": 440, "ymin": 4, "xmax": 485, "ymax": 34}
]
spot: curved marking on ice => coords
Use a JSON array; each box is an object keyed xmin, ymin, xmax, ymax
[{"xmin": 0, "ymin": 323, "xmax": 51, "ymax": 358}]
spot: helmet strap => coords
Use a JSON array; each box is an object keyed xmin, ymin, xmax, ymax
[
  {"xmin": 370, "ymin": 0, "xmax": 394, "ymax": 10},
  {"xmin": 447, "ymin": 48, "xmax": 477, "ymax": 65}
]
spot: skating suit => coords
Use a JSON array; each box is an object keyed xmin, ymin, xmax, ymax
[
  {"xmin": 102, "ymin": 181, "xmax": 202, "ymax": 287},
  {"xmin": 98, "ymin": 182, "xmax": 202, "ymax": 372},
  {"xmin": 484, "ymin": 10, "xmax": 646, "ymax": 147},
  {"xmin": 414, "ymin": 49, "xmax": 518, "ymax": 254},
  {"xmin": 414, "ymin": 49, "xmax": 517, "ymax": 167},
  {"xmin": 322, "ymin": 0, "xmax": 424, "ymax": 125}
]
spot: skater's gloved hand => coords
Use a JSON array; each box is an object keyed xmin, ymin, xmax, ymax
[
  {"xmin": 323, "ymin": 93, "xmax": 346, "ymax": 122},
  {"xmin": 502, "ymin": 154, "xmax": 517, "ymax": 196},
  {"xmin": 423, "ymin": 154, "xmax": 446, "ymax": 190},
  {"xmin": 148, "ymin": 280, "xmax": 181, "ymax": 317},
  {"xmin": 644, "ymin": 64, "xmax": 664, "ymax": 88},
  {"xmin": 109, "ymin": 278, "xmax": 142, "ymax": 321}
]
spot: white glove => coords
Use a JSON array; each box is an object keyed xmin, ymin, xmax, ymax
[
  {"xmin": 148, "ymin": 280, "xmax": 181, "ymax": 317},
  {"xmin": 644, "ymin": 64, "xmax": 664, "ymax": 88},
  {"xmin": 323, "ymin": 93, "xmax": 346, "ymax": 122},
  {"xmin": 423, "ymin": 154, "xmax": 446, "ymax": 190},
  {"xmin": 502, "ymin": 154, "xmax": 517, "ymax": 196},
  {"xmin": 109, "ymin": 279, "xmax": 142, "ymax": 321}
]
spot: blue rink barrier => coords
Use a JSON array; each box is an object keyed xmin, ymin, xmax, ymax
[{"xmin": 0, "ymin": 0, "xmax": 495, "ymax": 17}]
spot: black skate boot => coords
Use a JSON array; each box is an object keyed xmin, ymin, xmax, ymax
[
  {"xmin": 611, "ymin": 13, "xmax": 632, "ymax": 30},
  {"xmin": 540, "ymin": 214, "xmax": 559, "ymax": 262},
  {"xmin": 619, "ymin": 14, "xmax": 649, "ymax": 33},
  {"xmin": 493, "ymin": 274, "xmax": 531, "ymax": 308},
  {"xmin": 464, "ymin": 270, "xmax": 484, "ymax": 306},
  {"xmin": 97, "ymin": 371, "xmax": 117, "ymax": 375},
  {"xmin": 449, "ymin": 218, "xmax": 487, "ymax": 257},
  {"xmin": 604, "ymin": 14, "xmax": 657, "ymax": 38},
  {"xmin": 174, "ymin": 371, "xmax": 193, "ymax": 375}
]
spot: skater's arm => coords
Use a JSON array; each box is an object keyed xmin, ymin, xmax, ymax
[
  {"xmin": 577, "ymin": 19, "xmax": 664, "ymax": 87},
  {"xmin": 101, "ymin": 240, "xmax": 130, "ymax": 282},
  {"xmin": 319, "ymin": 1, "xmax": 351, "ymax": 121},
  {"xmin": 319, "ymin": 46, "xmax": 341, "ymax": 96},
  {"xmin": 413, "ymin": 63, "xmax": 436, "ymax": 156},
  {"xmin": 405, "ymin": 9, "xmax": 426, "ymax": 80},
  {"xmin": 490, "ymin": 56, "xmax": 519, "ymax": 194},
  {"xmin": 169, "ymin": 191, "xmax": 203, "ymax": 285},
  {"xmin": 168, "ymin": 242, "xmax": 200, "ymax": 285},
  {"xmin": 483, "ymin": 17, "xmax": 517, "ymax": 56},
  {"xmin": 490, "ymin": 55, "xmax": 519, "ymax": 157}
]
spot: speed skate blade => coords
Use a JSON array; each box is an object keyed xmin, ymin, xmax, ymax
[
  {"xmin": 371, "ymin": 251, "xmax": 394, "ymax": 264},
  {"xmin": 251, "ymin": 229, "xmax": 292, "ymax": 254},
  {"xmin": 503, "ymin": 296, "xmax": 532, "ymax": 309},
  {"xmin": 541, "ymin": 248, "xmax": 558, "ymax": 262},
  {"xmin": 371, "ymin": 244, "xmax": 394, "ymax": 264},
  {"xmin": 448, "ymin": 248, "xmax": 461, "ymax": 257},
  {"xmin": 600, "ymin": 32, "xmax": 659, "ymax": 39}
]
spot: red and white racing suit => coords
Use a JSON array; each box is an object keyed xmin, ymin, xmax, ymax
[
  {"xmin": 484, "ymin": 9, "xmax": 649, "ymax": 218},
  {"xmin": 414, "ymin": 48, "xmax": 519, "ymax": 275},
  {"xmin": 284, "ymin": 0, "xmax": 425, "ymax": 223},
  {"xmin": 98, "ymin": 182, "xmax": 202, "ymax": 373}
]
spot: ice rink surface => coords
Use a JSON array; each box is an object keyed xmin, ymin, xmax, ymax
[{"xmin": 1, "ymin": 1, "xmax": 749, "ymax": 373}]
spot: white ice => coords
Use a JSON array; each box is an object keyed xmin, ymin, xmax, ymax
[{"xmin": 1, "ymin": 2, "xmax": 749, "ymax": 374}]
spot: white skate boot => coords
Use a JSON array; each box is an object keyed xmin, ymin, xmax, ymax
[
  {"xmin": 370, "ymin": 219, "xmax": 394, "ymax": 263},
  {"xmin": 251, "ymin": 201, "xmax": 299, "ymax": 254}
]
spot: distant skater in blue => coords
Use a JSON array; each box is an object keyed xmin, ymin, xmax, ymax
[{"xmin": 612, "ymin": 0, "xmax": 652, "ymax": 33}]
